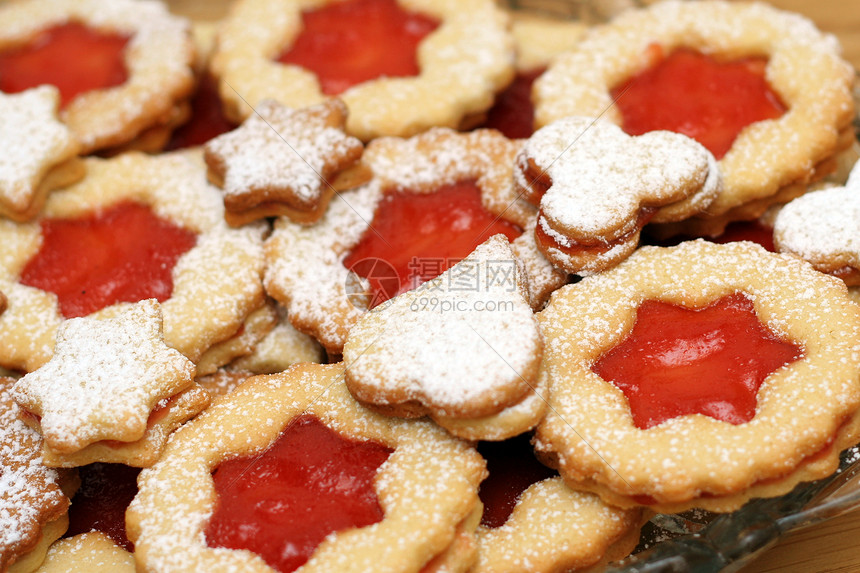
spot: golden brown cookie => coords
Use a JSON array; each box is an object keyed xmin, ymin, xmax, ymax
[
  {"xmin": 127, "ymin": 362, "xmax": 487, "ymax": 572},
  {"xmin": 535, "ymin": 240, "xmax": 860, "ymax": 513},
  {"xmin": 0, "ymin": 150, "xmax": 267, "ymax": 374},
  {"xmin": 533, "ymin": 0, "xmax": 855, "ymax": 235},
  {"xmin": 204, "ymin": 98, "xmax": 369, "ymax": 226},
  {"xmin": 0, "ymin": 0, "xmax": 196, "ymax": 154},
  {"xmin": 210, "ymin": 0, "xmax": 514, "ymax": 141},
  {"xmin": 34, "ymin": 532, "xmax": 135, "ymax": 573},
  {"xmin": 343, "ymin": 235, "xmax": 546, "ymax": 441},
  {"xmin": 516, "ymin": 115, "xmax": 720, "ymax": 274},
  {"xmin": 0, "ymin": 87, "xmax": 83, "ymax": 223}
]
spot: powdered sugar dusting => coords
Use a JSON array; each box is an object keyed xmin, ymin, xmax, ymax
[
  {"xmin": 0, "ymin": 87, "xmax": 78, "ymax": 213},
  {"xmin": 13, "ymin": 299, "xmax": 196, "ymax": 454},
  {"xmin": 343, "ymin": 235, "xmax": 542, "ymax": 416}
]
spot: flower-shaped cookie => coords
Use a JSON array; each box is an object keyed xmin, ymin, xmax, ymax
[
  {"xmin": 515, "ymin": 116, "xmax": 720, "ymax": 274},
  {"xmin": 774, "ymin": 163, "xmax": 860, "ymax": 285},
  {"xmin": 204, "ymin": 98, "xmax": 368, "ymax": 226},
  {"xmin": 343, "ymin": 235, "xmax": 546, "ymax": 440},
  {"xmin": 0, "ymin": 87, "xmax": 83, "ymax": 222},
  {"xmin": 14, "ymin": 299, "xmax": 197, "ymax": 455}
]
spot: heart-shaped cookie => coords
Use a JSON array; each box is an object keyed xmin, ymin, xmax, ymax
[
  {"xmin": 342, "ymin": 235, "xmax": 545, "ymax": 440},
  {"xmin": 515, "ymin": 116, "xmax": 721, "ymax": 274}
]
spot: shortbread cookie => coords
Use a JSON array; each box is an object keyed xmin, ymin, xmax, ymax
[
  {"xmin": 534, "ymin": 0, "xmax": 855, "ymax": 231},
  {"xmin": 343, "ymin": 236, "xmax": 545, "ymax": 440},
  {"xmin": 35, "ymin": 533, "xmax": 135, "ymax": 573},
  {"xmin": 0, "ymin": 377, "xmax": 74, "ymax": 572},
  {"xmin": 0, "ymin": 150, "xmax": 267, "ymax": 374},
  {"xmin": 0, "ymin": 87, "xmax": 83, "ymax": 223},
  {"xmin": 265, "ymin": 127, "xmax": 566, "ymax": 355},
  {"xmin": 127, "ymin": 362, "xmax": 487, "ymax": 573},
  {"xmin": 0, "ymin": 0, "xmax": 196, "ymax": 154},
  {"xmin": 535, "ymin": 240, "xmax": 860, "ymax": 513},
  {"xmin": 515, "ymin": 116, "xmax": 720, "ymax": 274},
  {"xmin": 204, "ymin": 98, "xmax": 369, "ymax": 226},
  {"xmin": 13, "ymin": 299, "xmax": 196, "ymax": 454},
  {"xmin": 474, "ymin": 435, "xmax": 641, "ymax": 572},
  {"xmin": 194, "ymin": 302, "xmax": 278, "ymax": 377},
  {"xmin": 774, "ymin": 162, "xmax": 860, "ymax": 285},
  {"xmin": 210, "ymin": 0, "xmax": 514, "ymax": 141}
]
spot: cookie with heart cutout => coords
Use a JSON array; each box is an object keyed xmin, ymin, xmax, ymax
[
  {"xmin": 342, "ymin": 235, "xmax": 546, "ymax": 441},
  {"xmin": 515, "ymin": 115, "xmax": 720, "ymax": 275},
  {"xmin": 773, "ymin": 160, "xmax": 860, "ymax": 285}
]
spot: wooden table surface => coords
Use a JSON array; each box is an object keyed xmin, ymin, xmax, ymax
[{"xmin": 168, "ymin": 1, "xmax": 860, "ymax": 571}]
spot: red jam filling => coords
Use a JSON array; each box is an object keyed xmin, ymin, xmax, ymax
[
  {"xmin": 611, "ymin": 47, "xmax": 786, "ymax": 159},
  {"xmin": 592, "ymin": 293, "xmax": 802, "ymax": 429},
  {"xmin": 0, "ymin": 23, "xmax": 129, "ymax": 109},
  {"xmin": 480, "ymin": 68, "xmax": 544, "ymax": 139},
  {"xmin": 64, "ymin": 463, "xmax": 141, "ymax": 551},
  {"xmin": 710, "ymin": 220, "xmax": 775, "ymax": 252},
  {"xmin": 205, "ymin": 415, "xmax": 393, "ymax": 573},
  {"xmin": 477, "ymin": 433, "xmax": 557, "ymax": 528},
  {"xmin": 20, "ymin": 201, "xmax": 197, "ymax": 319},
  {"xmin": 343, "ymin": 181, "xmax": 522, "ymax": 307},
  {"xmin": 166, "ymin": 74, "xmax": 236, "ymax": 150},
  {"xmin": 277, "ymin": 0, "xmax": 439, "ymax": 95}
]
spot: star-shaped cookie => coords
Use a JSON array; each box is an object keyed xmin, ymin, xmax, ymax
[
  {"xmin": 13, "ymin": 299, "xmax": 196, "ymax": 454},
  {"xmin": 204, "ymin": 98, "xmax": 369, "ymax": 226},
  {"xmin": 0, "ymin": 86, "xmax": 84, "ymax": 222}
]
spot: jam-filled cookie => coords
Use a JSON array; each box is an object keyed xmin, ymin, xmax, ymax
[
  {"xmin": 204, "ymin": 98, "xmax": 369, "ymax": 226},
  {"xmin": 0, "ymin": 0, "xmax": 196, "ymax": 155},
  {"xmin": 343, "ymin": 236, "xmax": 546, "ymax": 441},
  {"xmin": 36, "ymin": 532, "xmax": 135, "ymax": 573},
  {"xmin": 535, "ymin": 240, "xmax": 860, "ymax": 513},
  {"xmin": 0, "ymin": 150, "xmax": 267, "ymax": 375},
  {"xmin": 264, "ymin": 127, "xmax": 565, "ymax": 355},
  {"xmin": 774, "ymin": 161, "xmax": 860, "ymax": 285},
  {"xmin": 533, "ymin": 0, "xmax": 855, "ymax": 236},
  {"xmin": 0, "ymin": 87, "xmax": 84, "ymax": 223},
  {"xmin": 127, "ymin": 362, "xmax": 487, "ymax": 573},
  {"xmin": 515, "ymin": 115, "xmax": 720, "ymax": 275},
  {"xmin": 0, "ymin": 377, "xmax": 76, "ymax": 572},
  {"xmin": 210, "ymin": 0, "xmax": 514, "ymax": 141}
]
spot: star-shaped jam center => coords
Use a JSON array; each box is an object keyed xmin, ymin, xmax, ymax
[{"xmin": 592, "ymin": 293, "xmax": 802, "ymax": 429}]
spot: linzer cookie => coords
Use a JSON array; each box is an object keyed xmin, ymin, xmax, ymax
[
  {"xmin": 515, "ymin": 116, "xmax": 720, "ymax": 274},
  {"xmin": 0, "ymin": 377, "xmax": 75, "ymax": 572},
  {"xmin": 265, "ymin": 127, "xmax": 565, "ymax": 355},
  {"xmin": 533, "ymin": 0, "xmax": 855, "ymax": 236},
  {"xmin": 535, "ymin": 240, "xmax": 860, "ymax": 513},
  {"xmin": 0, "ymin": 87, "xmax": 83, "ymax": 223},
  {"xmin": 0, "ymin": 150, "xmax": 266, "ymax": 375},
  {"xmin": 13, "ymin": 299, "xmax": 211, "ymax": 468},
  {"xmin": 343, "ymin": 236, "xmax": 546, "ymax": 441},
  {"xmin": 774, "ymin": 161, "xmax": 860, "ymax": 285},
  {"xmin": 210, "ymin": 0, "xmax": 514, "ymax": 140},
  {"xmin": 127, "ymin": 362, "xmax": 487, "ymax": 573},
  {"xmin": 0, "ymin": 0, "xmax": 196, "ymax": 155},
  {"xmin": 204, "ymin": 98, "xmax": 368, "ymax": 226},
  {"xmin": 35, "ymin": 532, "xmax": 135, "ymax": 573}
]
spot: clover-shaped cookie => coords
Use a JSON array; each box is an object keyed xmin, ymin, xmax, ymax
[
  {"xmin": 13, "ymin": 299, "xmax": 197, "ymax": 455},
  {"xmin": 343, "ymin": 235, "xmax": 546, "ymax": 441},
  {"xmin": 774, "ymin": 163, "xmax": 860, "ymax": 285},
  {"xmin": 0, "ymin": 86, "xmax": 84, "ymax": 222},
  {"xmin": 204, "ymin": 98, "xmax": 369, "ymax": 226},
  {"xmin": 515, "ymin": 116, "xmax": 721, "ymax": 274}
]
